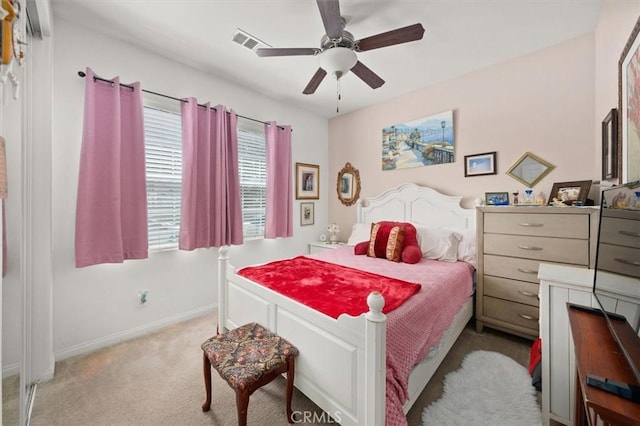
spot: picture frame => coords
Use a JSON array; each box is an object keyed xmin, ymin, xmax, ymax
[
  {"xmin": 485, "ymin": 191, "xmax": 509, "ymax": 206},
  {"xmin": 300, "ymin": 202, "xmax": 314, "ymax": 226},
  {"xmin": 618, "ymin": 15, "xmax": 640, "ymax": 183},
  {"xmin": 548, "ymin": 180, "xmax": 592, "ymax": 206},
  {"xmin": 464, "ymin": 151, "xmax": 497, "ymax": 177},
  {"xmin": 601, "ymin": 108, "xmax": 618, "ymax": 181},
  {"xmin": 296, "ymin": 162, "xmax": 320, "ymax": 200}
]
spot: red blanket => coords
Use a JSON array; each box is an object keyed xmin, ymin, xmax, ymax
[{"xmin": 237, "ymin": 256, "xmax": 421, "ymax": 319}]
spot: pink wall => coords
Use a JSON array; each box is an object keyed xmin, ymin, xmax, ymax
[{"xmin": 328, "ymin": 33, "xmax": 595, "ymax": 238}]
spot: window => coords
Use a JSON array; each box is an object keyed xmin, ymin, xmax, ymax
[
  {"xmin": 144, "ymin": 106, "xmax": 182, "ymax": 251},
  {"xmin": 143, "ymin": 108, "xmax": 267, "ymax": 250},
  {"xmin": 237, "ymin": 125, "xmax": 267, "ymax": 239}
]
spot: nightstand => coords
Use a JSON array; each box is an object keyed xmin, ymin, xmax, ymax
[{"xmin": 308, "ymin": 241, "xmax": 345, "ymax": 254}]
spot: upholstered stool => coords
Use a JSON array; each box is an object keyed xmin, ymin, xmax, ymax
[{"xmin": 201, "ymin": 322, "xmax": 299, "ymax": 426}]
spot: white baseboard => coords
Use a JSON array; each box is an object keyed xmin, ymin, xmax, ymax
[
  {"xmin": 54, "ymin": 304, "xmax": 216, "ymax": 362},
  {"xmin": 2, "ymin": 361, "xmax": 20, "ymax": 379}
]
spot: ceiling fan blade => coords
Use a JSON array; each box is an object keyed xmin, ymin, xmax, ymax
[
  {"xmin": 356, "ymin": 23, "xmax": 425, "ymax": 52},
  {"xmin": 303, "ymin": 68, "xmax": 328, "ymax": 95},
  {"xmin": 256, "ymin": 47, "xmax": 320, "ymax": 57},
  {"xmin": 350, "ymin": 61, "xmax": 385, "ymax": 89},
  {"xmin": 316, "ymin": 0, "xmax": 343, "ymax": 39}
]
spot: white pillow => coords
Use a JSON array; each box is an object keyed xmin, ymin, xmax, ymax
[
  {"xmin": 347, "ymin": 223, "xmax": 372, "ymax": 246},
  {"xmin": 448, "ymin": 227, "xmax": 477, "ymax": 266},
  {"xmin": 416, "ymin": 227, "xmax": 462, "ymax": 262}
]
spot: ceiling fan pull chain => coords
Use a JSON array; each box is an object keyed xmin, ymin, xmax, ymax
[{"xmin": 336, "ymin": 78, "xmax": 341, "ymax": 113}]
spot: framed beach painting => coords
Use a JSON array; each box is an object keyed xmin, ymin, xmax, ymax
[
  {"xmin": 619, "ymin": 16, "xmax": 640, "ymax": 183},
  {"xmin": 381, "ymin": 110, "xmax": 454, "ymax": 170}
]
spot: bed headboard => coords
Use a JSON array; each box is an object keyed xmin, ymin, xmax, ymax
[{"xmin": 356, "ymin": 183, "xmax": 475, "ymax": 230}]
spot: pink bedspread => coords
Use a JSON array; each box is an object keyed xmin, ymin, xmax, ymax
[{"xmin": 308, "ymin": 246, "xmax": 474, "ymax": 426}]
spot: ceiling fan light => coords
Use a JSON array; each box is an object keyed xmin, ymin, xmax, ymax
[{"xmin": 318, "ymin": 47, "xmax": 357, "ymax": 79}]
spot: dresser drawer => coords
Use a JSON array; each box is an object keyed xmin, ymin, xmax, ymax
[
  {"xmin": 484, "ymin": 234, "xmax": 589, "ymax": 265},
  {"xmin": 484, "ymin": 255, "xmax": 542, "ymax": 283},
  {"xmin": 483, "ymin": 275, "xmax": 539, "ymax": 307},
  {"xmin": 483, "ymin": 296, "xmax": 539, "ymax": 332},
  {"xmin": 599, "ymin": 217, "xmax": 640, "ymax": 249},
  {"xmin": 597, "ymin": 242, "xmax": 640, "ymax": 278},
  {"xmin": 484, "ymin": 212, "xmax": 589, "ymax": 239}
]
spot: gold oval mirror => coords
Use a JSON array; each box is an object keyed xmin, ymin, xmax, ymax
[
  {"xmin": 337, "ymin": 162, "xmax": 361, "ymax": 206},
  {"xmin": 506, "ymin": 152, "xmax": 555, "ymax": 187}
]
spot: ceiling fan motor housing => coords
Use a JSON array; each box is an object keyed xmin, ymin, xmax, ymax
[{"xmin": 320, "ymin": 30, "xmax": 355, "ymax": 51}]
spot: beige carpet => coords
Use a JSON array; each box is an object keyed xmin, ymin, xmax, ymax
[{"xmin": 3, "ymin": 313, "xmax": 534, "ymax": 426}]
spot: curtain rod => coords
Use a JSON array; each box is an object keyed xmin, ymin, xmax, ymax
[{"xmin": 77, "ymin": 71, "xmax": 289, "ymax": 131}]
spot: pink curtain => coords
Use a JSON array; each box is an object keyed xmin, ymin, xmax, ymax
[
  {"xmin": 265, "ymin": 122, "xmax": 293, "ymax": 238},
  {"xmin": 75, "ymin": 68, "xmax": 148, "ymax": 267},
  {"xmin": 179, "ymin": 98, "xmax": 243, "ymax": 249}
]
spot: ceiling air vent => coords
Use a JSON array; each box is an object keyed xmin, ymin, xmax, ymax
[{"xmin": 232, "ymin": 28, "xmax": 270, "ymax": 52}]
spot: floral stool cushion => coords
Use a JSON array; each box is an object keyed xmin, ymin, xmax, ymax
[{"xmin": 201, "ymin": 322, "xmax": 299, "ymax": 391}]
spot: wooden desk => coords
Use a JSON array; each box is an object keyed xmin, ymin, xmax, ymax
[{"xmin": 567, "ymin": 305, "xmax": 640, "ymax": 425}]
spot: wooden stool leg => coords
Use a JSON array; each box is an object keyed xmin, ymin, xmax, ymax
[
  {"xmin": 286, "ymin": 357, "xmax": 296, "ymax": 424},
  {"xmin": 202, "ymin": 353, "xmax": 212, "ymax": 412},
  {"xmin": 235, "ymin": 388, "xmax": 250, "ymax": 426}
]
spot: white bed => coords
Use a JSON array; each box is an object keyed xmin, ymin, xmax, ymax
[{"xmin": 217, "ymin": 183, "xmax": 476, "ymax": 425}]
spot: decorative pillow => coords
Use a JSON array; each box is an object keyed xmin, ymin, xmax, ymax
[
  {"xmin": 385, "ymin": 226, "xmax": 405, "ymax": 262},
  {"xmin": 365, "ymin": 221, "xmax": 421, "ymax": 263},
  {"xmin": 354, "ymin": 241, "xmax": 369, "ymax": 255},
  {"xmin": 416, "ymin": 227, "xmax": 462, "ymax": 262},
  {"xmin": 402, "ymin": 244, "xmax": 422, "ymax": 264},
  {"xmin": 367, "ymin": 222, "xmax": 397, "ymax": 258},
  {"xmin": 347, "ymin": 223, "xmax": 372, "ymax": 246}
]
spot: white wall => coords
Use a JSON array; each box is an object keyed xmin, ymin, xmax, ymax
[{"xmin": 44, "ymin": 17, "xmax": 328, "ymax": 361}]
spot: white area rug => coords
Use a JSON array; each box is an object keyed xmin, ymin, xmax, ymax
[{"xmin": 422, "ymin": 350, "xmax": 541, "ymax": 426}]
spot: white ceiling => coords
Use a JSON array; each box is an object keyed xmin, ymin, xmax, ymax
[{"xmin": 51, "ymin": 0, "xmax": 603, "ymax": 118}]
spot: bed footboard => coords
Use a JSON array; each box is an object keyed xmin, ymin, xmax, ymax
[{"xmin": 217, "ymin": 247, "xmax": 386, "ymax": 426}]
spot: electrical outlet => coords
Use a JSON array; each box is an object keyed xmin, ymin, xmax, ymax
[{"xmin": 138, "ymin": 290, "xmax": 149, "ymax": 306}]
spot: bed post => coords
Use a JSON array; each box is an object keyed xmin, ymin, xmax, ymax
[
  {"xmin": 218, "ymin": 246, "xmax": 229, "ymax": 333},
  {"xmin": 364, "ymin": 291, "xmax": 386, "ymax": 426}
]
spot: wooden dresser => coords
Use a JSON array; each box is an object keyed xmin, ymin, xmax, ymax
[{"xmin": 476, "ymin": 206, "xmax": 599, "ymax": 339}]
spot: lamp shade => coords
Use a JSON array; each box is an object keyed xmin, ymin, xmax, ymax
[{"xmin": 318, "ymin": 47, "xmax": 357, "ymax": 79}]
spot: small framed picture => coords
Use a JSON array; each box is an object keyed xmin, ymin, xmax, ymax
[
  {"xmin": 296, "ymin": 163, "xmax": 320, "ymax": 200},
  {"xmin": 548, "ymin": 180, "xmax": 592, "ymax": 206},
  {"xmin": 464, "ymin": 152, "xmax": 497, "ymax": 177},
  {"xmin": 485, "ymin": 191, "xmax": 509, "ymax": 206},
  {"xmin": 300, "ymin": 202, "xmax": 314, "ymax": 226}
]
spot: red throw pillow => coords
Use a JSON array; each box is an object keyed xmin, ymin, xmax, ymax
[
  {"xmin": 354, "ymin": 241, "xmax": 369, "ymax": 255},
  {"xmin": 402, "ymin": 244, "xmax": 422, "ymax": 264},
  {"xmin": 366, "ymin": 221, "xmax": 421, "ymax": 263}
]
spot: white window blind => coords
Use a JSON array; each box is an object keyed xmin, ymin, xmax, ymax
[
  {"xmin": 143, "ymin": 107, "xmax": 266, "ymax": 250},
  {"xmin": 238, "ymin": 126, "xmax": 266, "ymax": 239},
  {"xmin": 144, "ymin": 106, "xmax": 182, "ymax": 251}
]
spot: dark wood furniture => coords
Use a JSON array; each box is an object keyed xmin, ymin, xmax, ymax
[
  {"xmin": 567, "ymin": 305, "xmax": 640, "ymax": 425},
  {"xmin": 201, "ymin": 322, "xmax": 299, "ymax": 426}
]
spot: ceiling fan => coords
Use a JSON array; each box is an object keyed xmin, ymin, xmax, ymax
[{"xmin": 255, "ymin": 0, "xmax": 425, "ymax": 95}]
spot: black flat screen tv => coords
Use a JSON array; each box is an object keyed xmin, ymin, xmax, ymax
[{"xmin": 591, "ymin": 180, "xmax": 640, "ymax": 400}]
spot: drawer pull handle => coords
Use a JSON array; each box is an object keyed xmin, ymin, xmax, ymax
[
  {"xmin": 517, "ymin": 267, "xmax": 539, "ymax": 274},
  {"xmin": 518, "ymin": 245, "xmax": 543, "ymax": 251},
  {"xmin": 619, "ymin": 230, "xmax": 640, "ymax": 238},
  {"xmin": 518, "ymin": 313, "xmax": 538, "ymax": 321},
  {"xmin": 519, "ymin": 222, "xmax": 543, "ymax": 227},
  {"xmin": 614, "ymin": 258, "xmax": 640, "ymax": 267},
  {"xmin": 518, "ymin": 290, "xmax": 537, "ymax": 297}
]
